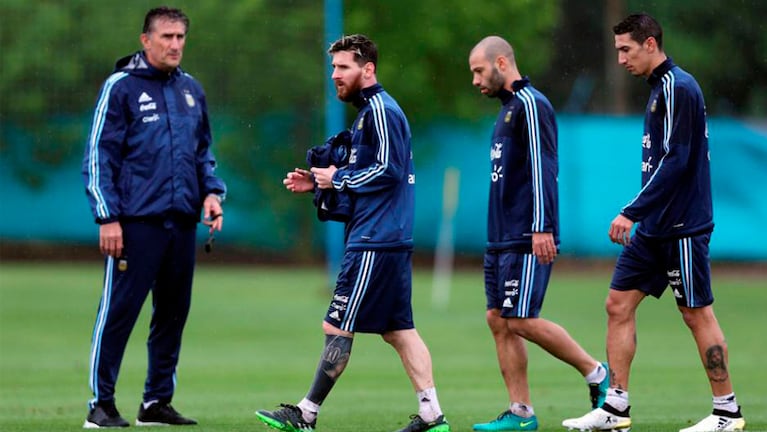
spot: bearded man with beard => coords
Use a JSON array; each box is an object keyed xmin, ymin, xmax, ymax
[
  {"xmin": 467, "ymin": 36, "xmax": 609, "ymax": 432},
  {"xmin": 255, "ymin": 34, "xmax": 450, "ymax": 432}
]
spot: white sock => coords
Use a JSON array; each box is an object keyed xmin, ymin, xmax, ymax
[
  {"xmin": 416, "ymin": 387, "xmax": 443, "ymax": 422},
  {"xmin": 142, "ymin": 400, "xmax": 158, "ymax": 409},
  {"xmin": 604, "ymin": 388, "xmax": 629, "ymax": 412},
  {"xmin": 510, "ymin": 402, "xmax": 535, "ymax": 417},
  {"xmin": 297, "ymin": 398, "xmax": 320, "ymax": 423},
  {"xmin": 713, "ymin": 393, "xmax": 739, "ymax": 415},
  {"xmin": 585, "ymin": 362, "xmax": 607, "ymax": 384}
]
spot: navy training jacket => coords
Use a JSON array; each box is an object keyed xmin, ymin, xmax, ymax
[
  {"xmin": 331, "ymin": 84, "xmax": 415, "ymax": 251},
  {"xmin": 621, "ymin": 58, "xmax": 713, "ymax": 239},
  {"xmin": 82, "ymin": 51, "xmax": 226, "ymax": 224},
  {"xmin": 486, "ymin": 78, "xmax": 559, "ymax": 252}
]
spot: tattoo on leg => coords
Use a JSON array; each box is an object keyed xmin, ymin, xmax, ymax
[
  {"xmin": 306, "ymin": 335, "xmax": 353, "ymax": 404},
  {"xmin": 705, "ymin": 345, "xmax": 729, "ymax": 383},
  {"xmin": 610, "ymin": 369, "xmax": 623, "ymax": 390},
  {"xmin": 320, "ymin": 335, "xmax": 352, "ymax": 380}
]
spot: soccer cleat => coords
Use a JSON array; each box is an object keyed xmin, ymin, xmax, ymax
[
  {"xmin": 136, "ymin": 402, "xmax": 197, "ymax": 426},
  {"xmin": 394, "ymin": 414, "xmax": 451, "ymax": 432},
  {"xmin": 255, "ymin": 404, "xmax": 316, "ymax": 432},
  {"xmin": 679, "ymin": 408, "xmax": 745, "ymax": 432},
  {"xmin": 589, "ymin": 362, "xmax": 610, "ymax": 409},
  {"xmin": 562, "ymin": 405, "xmax": 631, "ymax": 432},
  {"xmin": 83, "ymin": 401, "xmax": 130, "ymax": 428},
  {"xmin": 472, "ymin": 411, "xmax": 538, "ymax": 431}
]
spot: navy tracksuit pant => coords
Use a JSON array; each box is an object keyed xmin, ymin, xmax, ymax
[{"xmin": 88, "ymin": 219, "xmax": 197, "ymax": 407}]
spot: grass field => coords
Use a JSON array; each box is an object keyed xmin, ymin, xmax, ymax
[{"xmin": 0, "ymin": 261, "xmax": 765, "ymax": 431}]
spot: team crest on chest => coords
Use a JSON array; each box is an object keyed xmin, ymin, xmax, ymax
[
  {"xmin": 357, "ymin": 115, "xmax": 365, "ymax": 130},
  {"xmin": 651, "ymin": 98, "xmax": 657, "ymax": 113},
  {"xmin": 504, "ymin": 110, "xmax": 512, "ymax": 123},
  {"xmin": 184, "ymin": 90, "xmax": 196, "ymax": 108}
]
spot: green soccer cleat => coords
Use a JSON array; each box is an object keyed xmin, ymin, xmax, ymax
[
  {"xmin": 589, "ymin": 362, "xmax": 610, "ymax": 409},
  {"xmin": 255, "ymin": 404, "xmax": 315, "ymax": 432},
  {"xmin": 394, "ymin": 414, "xmax": 451, "ymax": 432},
  {"xmin": 473, "ymin": 411, "xmax": 538, "ymax": 431}
]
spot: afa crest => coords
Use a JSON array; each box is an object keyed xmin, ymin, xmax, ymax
[
  {"xmin": 650, "ymin": 98, "xmax": 657, "ymax": 113},
  {"xmin": 357, "ymin": 115, "xmax": 365, "ymax": 130},
  {"xmin": 184, "ymin": 90, "xmax": 196, "ymax": 108},
  {"xmin": 504, "ymin": 110, "xmax": 512, "ymax": 123}
]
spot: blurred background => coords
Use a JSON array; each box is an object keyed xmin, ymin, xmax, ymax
[{"xmin": 1, "ymin": 0, "xmax": 766, "ymax": 265}]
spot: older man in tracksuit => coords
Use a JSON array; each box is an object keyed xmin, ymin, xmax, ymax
[{"xmin": 81, "ymin": 7, "xmax": 226, "ymax": 429}]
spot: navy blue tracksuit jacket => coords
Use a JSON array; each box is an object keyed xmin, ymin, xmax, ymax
[
  {"xmin": 487, "ymin": 78, "xmax": 559, "ymax": 253},
  {"xmin": 331, "ymin": 84, "xmax": 415, "ymax": 251},
  {"xmin": 621, "ymin": 58, "xmax": 713, "ymax": 239}
]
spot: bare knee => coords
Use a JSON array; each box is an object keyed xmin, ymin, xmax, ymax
[
  {"xmin": 605, "ymin": 290, "xmax": 637, "ymax": 322},
  {"xmin": 679, "ymin": 305, "xmax": 716, "ymax": 331},
  {"xmin": 485, "ymin": 309, "xmax": 508, "ymax": 337}
]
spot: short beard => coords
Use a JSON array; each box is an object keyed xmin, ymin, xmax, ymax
[
  {"xmin": 337, "ymin": 75, "xmax": 364, "ymax": 102},
  {"xmin": 485, "ymin": 67, "xmax": 506, "ymax": 98}
]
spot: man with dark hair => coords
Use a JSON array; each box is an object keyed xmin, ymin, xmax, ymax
[
  {"xmin": 562, "ymin": 13, "xmax": 745, "ymax": 432},
  {"xmin": 82, "ymin": 6, "xmax": 226, "ymax": 428},
  {"xmin": 255, "ymin": 34, "xmax": 450, "ymax": 432},
  {"xmin": 468, "ymin": 35, "xmax": 609, "ymax": 432}
]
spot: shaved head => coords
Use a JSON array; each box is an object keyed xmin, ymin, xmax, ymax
[{"xmin": 471, "ymin": 35, "xmax": 515, "ymax": 65}]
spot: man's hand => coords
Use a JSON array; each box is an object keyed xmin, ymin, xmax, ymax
[
  {"xmin": 203, "ymin": 194, "xmax": 224, "ymax": 234},
  {"xmin": 310, "ymin": 165, "xmax": 338, "ymax": 189},
  {"xmin": 609, "ymin": 214, "xmax": 634, "ymax": 245},
  {"xmin": 99, "ymin": 222, "xmax": 123, "ymax": 257},
  {"xmin": 283, "ymin": 168, "xmax": 315, "ymax": 193},
  {"xmin": 532, "ymin": 232, "xmax": 557, "ymax": 264}
]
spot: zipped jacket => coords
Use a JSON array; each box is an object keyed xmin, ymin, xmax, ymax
[{"xmin": 82, "ymin": 51, "xmax": 226, "ymax": 225}]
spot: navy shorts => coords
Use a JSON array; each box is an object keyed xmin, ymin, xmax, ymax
[
  {"xmin": 611, "ymin": 232, "xmax": 714, "ymax": 308},
  {"xmin": 484, "ymin": 251, "xmax": 552, "ymax": 318},
  {"xmin": 325, "ymin": 250, "xmax": 414, "ymax": 334}
]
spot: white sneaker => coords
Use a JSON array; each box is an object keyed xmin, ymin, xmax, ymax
[
  {"xmin": 679, "ymin": 412, "xmax": 745, "ymax": 432},
  {"xmin": 562, "ymin": 407, "xmax": 632, "ymax": 432}
]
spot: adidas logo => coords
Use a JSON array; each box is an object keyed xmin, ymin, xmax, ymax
[
  {"xmin": 329, "ymin": 310, "xmax": 340, "ymax": 321},
  {"xmin": 503, "ymin": 298, "xmax": 513, "ymax": 308},
  {"xmin": 716, "ymin": 417, "xmax": 732, "ymax": 428},
  {"xmin": 673, "ymin": 288, "xmax": 683, "ymax": 298},
  {"xmin": 138, "ymin": 92, "xmax": 153, "ymax": 103}
]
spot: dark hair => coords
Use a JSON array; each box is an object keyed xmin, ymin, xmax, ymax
[
  {"xmin": 143, "ymin": 6, "xmax": 189, "ymax": 34},
  {"xmin": 327, "ymin": 34, "xmax": 378, "ymax": 67},
  {"xmin": 612, "ymin": 13, "xmax": 663, "ymax": 50}
]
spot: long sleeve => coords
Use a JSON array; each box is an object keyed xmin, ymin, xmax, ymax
[
  {"xmin": 332, "ymin": 100, "xmax": 405, "ymax": 194},
  {"xmin": 81, "ymin": 73, "xmax": 129, "ymax": 224},
  {"xmin": 622, "ymin": 79, "xmax": 695, "ymax": 222}
]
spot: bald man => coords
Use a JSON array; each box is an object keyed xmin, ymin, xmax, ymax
[{"xmin": 467, "ymin": 36, "xmax": 609, "ymax": 431}]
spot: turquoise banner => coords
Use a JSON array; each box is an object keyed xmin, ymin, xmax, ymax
[{"xmin": 1, "ymin": 117, "xmax": 765, "ymax": 260}]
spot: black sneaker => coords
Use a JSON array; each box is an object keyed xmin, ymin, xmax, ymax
[
  {"xmin": 136, "ymin": 402, "xmax": 197, "ymax": 426},
  {"xmin": 83, "ymin": 401, "xmax": 130, "ymax": 428},
  {"xmin": 394, "ymin": 414, "xmax": 451, "ymax": 432},
  {"xmin": 255, "ymin": 404, "xmax": 316, "ymax": 432}
]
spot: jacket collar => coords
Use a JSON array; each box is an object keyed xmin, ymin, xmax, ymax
[
  {"xmin": 498, "ymin": 76, "xmax": 531, "ymax": 105},
  {"xmin": 352, "ymin": 83, "xmax": 384, "ymax": 109},
  {"xmin": 647, "ymin": 57, "xmax": 675, "ymax": 86},
  {"xmin": 114, "ymin": 51, "xmax": 182, "ymax": 80}
]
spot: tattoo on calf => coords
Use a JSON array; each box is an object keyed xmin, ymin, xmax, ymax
[
  {"xmin": 705, "ymin": 345, "xmax": 729, "ymax": 383},
  {"xmin": 321, "ymin": 335, "xmax": 353, "ymax": 380}
]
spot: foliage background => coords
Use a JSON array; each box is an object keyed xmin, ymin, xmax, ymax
[{"xmin": 1, "ymin": 0, "xmax": 765, "ymax": 258}]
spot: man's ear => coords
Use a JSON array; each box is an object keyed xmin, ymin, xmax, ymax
[{"xmin": 644, "ymin": 36, "xmax": 658, "ymax": 53}]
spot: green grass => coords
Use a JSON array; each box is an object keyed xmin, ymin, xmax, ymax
[{"xmin": 0, "ymin": 262, "xmax": 765, "ymax": 431}]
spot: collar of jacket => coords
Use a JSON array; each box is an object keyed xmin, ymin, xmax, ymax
[
  {"xmin": 647, "ymin": 57, "xmax": 675, "ymax": 86},
  {"xmin": 498, "ymin": 76, "xmax": 530, "ymax": 105},
  {"xmin": 113, "ymin": 51, "xmax": 183, "ymax": 80},
  {"xmin": 352, "ymin": 83, "xmax": 384, "ymax": 109}
]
